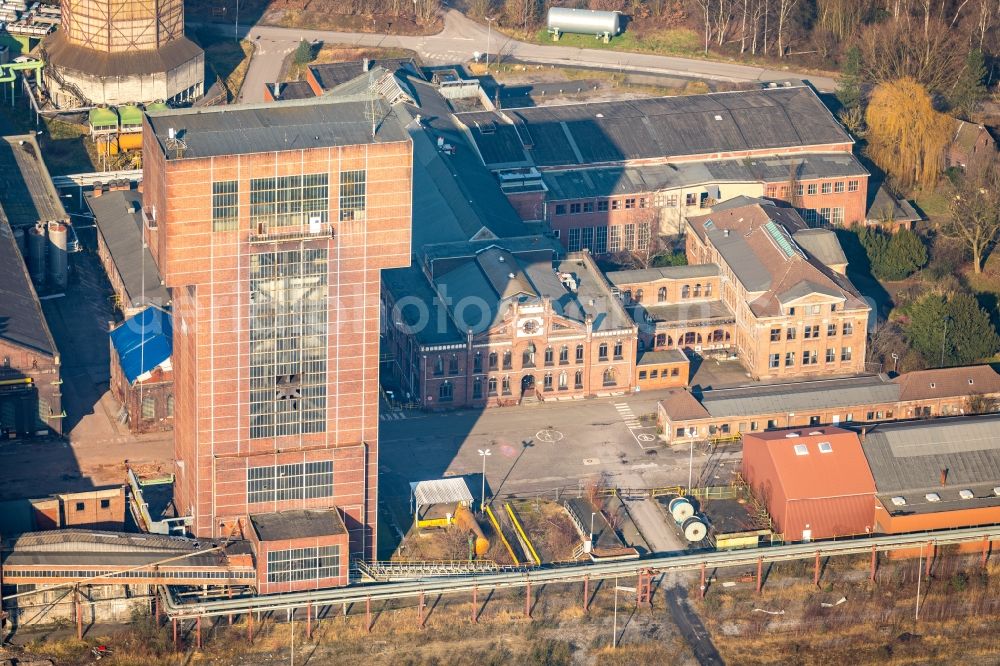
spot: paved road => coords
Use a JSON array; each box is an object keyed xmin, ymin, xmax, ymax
[
  {"xmin": 378, "ymin": 391, "xmax": 741, "ymax": 514},
  {"xmin": 228, "ymin": 9, "xmax": 836, "ymax": 103},
  {"xmin": 664, "ymin": 584, "xmax": 726, "ymax": 666}
]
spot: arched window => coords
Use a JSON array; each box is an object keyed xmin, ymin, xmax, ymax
[
  {"xmin": 704, "ymin": 283, "xmax": 713, "ymax": 297},
  {"xmin": 502, "ymin": 376, "xmax": 511, "ymax": 394},
  {"xmin": 683, "ymin": 332, "xmax": 697, "ymax": 346},
  {"xmin": 543, "ymin": 373, "xmax": 553, "ymax": 391},
  {"xmin": 613, "ymin": 339, "xmax": 623, "ymax": 358},
  {"xmin": 635, "ymin": 289, "xmax": 644, "ymax": 303},
  {"xmin": 141, "ymin": 395, "xmax": 156, "ymax": 420},
  {"xmin": 544, "ymin": 346, "xmax": 554, "ymax": 365},
  {"xmin": 656, "ymin": 333, "xmax": 667, "ymax": 347},
  {"xmin": 166, "ymin": 394, "xmax": 174, "ymax": 418},
  {"xmin": 488, "ymin": 377, "xmax": 498, "ymax": 395},
  {"xmin": 433, "ymin": 357, "xmax": 444, "ymax": 376},
  {"xmin": 657, "ymin": 287, "xmax": 667, "ymax": 302},
  {"xmin": 603, "ymin": 368, "xmax": 617, "ymax": 386},
  {"xmin": 523, "ymin": 342, "xmax": 536, "ymax": 368},
  {"xmin": 681, "ymin": 284, "xmax": 691, "ymax": 298},
  {"xmin": 693, "ymin": 283, "xmax": 702, "ymax": 297},
  {"xmin": 624, "ymin": 289, "xmax": 632, "ymax": 302},
  {"xmin": 488, "ymin": 351, "xmax": 498, "ymax": 370},
  {"xmin": 574, "ymin": 370, "xmax": 584, "ymax": 388},
  {"xmin": 575, "ymin": 344, "xmax": 585, "ymax": 363},
  {"xmin": 473, "ymin": 377, "xmax": 483, "ymax": 399},
  {"xmin": 448, "ymin": 354, "xmax": 459, "ymax": 374},
  {"xmin": 502, "ymin": 350, "xmax": 512, "ymax": 369},
  {"xmin": 559, "ymin": 345, "xmax": 569, "ymax": 364},
  {"xmin": 439, "ymin": 381, "xmax": 453, "ymax": 401},
  {"xmin": 473, "ymin": 351, "xmax": 483, "ymax": 373},
  {"xmin": 559, "ymin": 371, "xmax": 568, "ymax": 389},
  {"xmin": 598, "ymin": 343, "xmax": 609, "ymax": 360},
  {"xmin": 638, "ymin": 339, "xmax": 645, "ymax": 351}
]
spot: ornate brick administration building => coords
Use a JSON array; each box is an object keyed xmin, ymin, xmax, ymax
[{"xmin": 142, "ymin": 96, "xmax": 412, "ymax": 585}]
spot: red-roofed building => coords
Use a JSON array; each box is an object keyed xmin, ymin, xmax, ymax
[{"xmin": 742, "ymin": 426, "xmax": 876, "ymax": 541}]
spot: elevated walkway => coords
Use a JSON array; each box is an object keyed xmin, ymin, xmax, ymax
[{"xmin": 354, "ymin": 559, "xmax": 528, "ymax": 582}]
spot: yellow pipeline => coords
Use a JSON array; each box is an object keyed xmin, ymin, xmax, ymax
[
  {"xmin": 485, "ymin": 504, "xmax": 519, "ymax": 565},
  {"xmin": 455, "ymin": 505, "xmax": 489, "ymax": 557},
  {"xmin": 504, "ymin": 503, "xmax": 541, "ymax": 566}
]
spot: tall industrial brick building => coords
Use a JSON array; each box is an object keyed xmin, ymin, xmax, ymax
[{"xmin": 142, "ymin": 96, "xmax": 412, "ymax": 571}]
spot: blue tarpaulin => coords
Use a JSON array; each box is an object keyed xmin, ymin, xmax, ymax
[{"xmin": 109, "ymin": 306, "xmax": 172, "ymax": 384}]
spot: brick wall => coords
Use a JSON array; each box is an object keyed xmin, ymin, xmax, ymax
[{"xmin": 0, "ymin": 338, "xmax": 62, "ymax": 437}]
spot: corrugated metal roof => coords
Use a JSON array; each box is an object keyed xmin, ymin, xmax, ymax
[
  {"xmin": 109, "ymin": 306, "xmax": 172, "ymax": 384},
  {"xmin": 0, "ymin": 215, "xmax": 57, "ymax": 355},
  {"xmin": 410, "ymin": 478, "xmax": 474, "ymax": 506}
]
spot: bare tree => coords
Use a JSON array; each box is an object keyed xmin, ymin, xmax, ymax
[
  {"xmin": 946, "ymin": 160, "xmax": 1000, "ymax": 274},
  {"xmin": 776, "ymin": 0, "xmax": 799, "ymax": 56}
]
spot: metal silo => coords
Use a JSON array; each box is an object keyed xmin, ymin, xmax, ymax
[
  {"xmin": 47, "ymin": 221, "xmax": 68, "ymax": 291},
  {"xmin": 547, "ymin": 8, "xmax": 622, "ymax": 41},
  {"xmin": 27, "ymin": 223, "xmax": 46, "ymax": 286}
]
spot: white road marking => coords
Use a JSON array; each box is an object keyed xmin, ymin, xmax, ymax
[
  {"xmin": 613, "ymin": 402, "xmax": 659, "ymax": 450},
  {"xmin": 583, "ymin": 458, "xmax": 601, "ymax": 465}
]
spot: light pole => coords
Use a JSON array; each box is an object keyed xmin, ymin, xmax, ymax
[
  {"xmin": 485, "ymin": 16, "xmax": 496, "ymax": 70},
  {"xmin": 478, "ymin": 448, "xmax": 491, "ymax": 511},
  {"xmin": 612, "ymin": 575, "xmax": 619, "ymax": 648},
  {"xmin": 915, "ymin": 542, "xmax": 924, "ymax": 621},
  {"xmin": 235, "ymin": 0, "xmax": 240, "ymax": 41},
  {"xmin": 940, "ymin": 317, "xmax": 951, "ymax": 367},
  {"xmin": 891, "ymin": 352, "xmax": 899, "ymax": 374},
  {"xmin": 590, "ymin": 511, "xmax": 597, "ymax": 547},
  {"xmin": 688, "ymin": 438, "xmax": 694, "ymax": 492}
]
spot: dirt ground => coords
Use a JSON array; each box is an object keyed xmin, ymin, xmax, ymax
[
  {"xmin": 508, "ymin": 499, "xmax": 581, "ymax": 563},
  {"xmin": 697, "ymin": 550, "xmax": 1000, "ymax": 665}
]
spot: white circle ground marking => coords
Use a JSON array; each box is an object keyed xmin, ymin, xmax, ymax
[
  {"xmin": 536, "ymin": 429, "xmax": 564, "ymax": 443},
  {"xmin": 637, "ymin": 433, "xmax": 656, "ymax": 443}
]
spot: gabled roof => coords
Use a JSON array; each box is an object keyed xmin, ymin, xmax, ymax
[
  {"xmin": 109, "ymin": 306, "xmax": 172, "ymax": 384},
  {"xmin": 87, "ymin": 189, "xmax": 169, "ymax": 308},
  {"xmin": 0, "ymin": 216, "xmax": 57, "ymax": 356},
  {"xmin": 744, "ymin": 427, "xmax": 876, "ymax": 500},
  {"xmin": 894, "ymin": 365, "xmax": 1000, "ymax": 402},
  {"xmin": 308, "ymin": 58, "xmax": 423, "ymax": 91},
  {"xmin": 687, "ymin": 200, "xmax": 867, "ymax": 317},
  {"xmin": 792, "ymin": 228, "xmax": 848, "ymax": 268},
  {"xmin": 456, "ymin": 86, "xmax": 852, "ymax": 169}
]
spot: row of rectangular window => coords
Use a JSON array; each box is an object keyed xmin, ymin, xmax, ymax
[
  {"xmin": 771, "ymin": 322, "xmax": 853, "ymax": 341},
  {"xmin": 768, "ymin": 347, "xmax": 853, "ymax": 368},
  {"xmin": 2, "ymin": 569, "xmax": 256, "ymax": 580},
  {"xmin": 626, "ymin": 283, "xmax": 711, "ymax": 303},
  {"xmin": 638, "ymin": 367, "xmax": 682, "ymax": 380},
  {"xmin": 554, "ymin": 196, "xmax": 651, "ymax": 216},
  {"xmin": 676, "ymin": 408, "xmax": 898, "ymax": 439},
  {"xmin": 567, "ymin": 223, "xmax": 648, "ymax": 253},
  {"xmin": 765, "ymin": 180, "xmax": 859, "ymax": 199},
  {"xmin": 247, "ymin": 461, "xmax": 334, "ymax": 504},
  {"xmin": 799, "ymin": 207, "xmax": 845, "ymax": 226},
  {"xmin": 210, "ymin": 170, "xmax": 366, "ymax": 231},
  {"xmin": 266, "ymin": 545, "xmax": 341, "ymax": 584}
]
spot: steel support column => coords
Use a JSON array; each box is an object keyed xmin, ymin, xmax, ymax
[
  {"xmin": 228, "ymin": 588, "xmax": 233, "ymax": 626},
  {"xmin": 472, "ymin": 586, "xmax": 478, "ymax": 623},
  {"xmin": 75, "ymin": 587, "xmax": 83, "ymax": 641},
  {"xmin": 306, "ymin": 602, "xmax": 312, "ymax": 640},
  {"xmin": 172, "ymin": 618, "xmax": 178, "ymax": 651},
  {"xmin": 983, "ymin": 537, "xmax": 991, "ymax": 568},
  {"xmin": 870, "ymin": 545, "xmax": 878, "ymax": 582},
  {"xmin": 814, "ymin": 551, "xmax": 821, "ymax": 586},
  {"xmin": 756, "ymin": 557, "xmax": 763, "ymax": 594},
  {"xmin": 366, "ymin": 597, "xmax": 372, "ymax": 633},
  {"xmin": 925, "ymin": 543, "xmax": 934, "ymax": 577},
  {"xmin": 196, "ymin": 615, "xmax": 202, "ymax": 650},
  {"xmin": 583, "ymin": 576, "xmax": 590, "ymax": 611},
  {"xmin": 525, "ymin": 580, "xmax": 532, "ymax": 618},
  {"xmin": 155, "ymin": 592, "xmax": 161, "ymax": 624},
  {"xmin": 701, "ymin": 562, "xmax": 707, "ymax": 598},
  {"xmin": 248, "ymin": 611, "xmax": 254, "ymax": 644},
  {"xmin": 418, "ymin": 591, "xmax": 425, "ymax": 628}
]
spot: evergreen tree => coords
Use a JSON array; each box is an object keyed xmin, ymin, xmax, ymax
[
  {"xmin": 905, "ymin": 292, "xmax": 999, "ymax": 367},
  {"xmin": 948, "ymin": 49, "xmax": 988, "ymax": 120},
  {"xmin": 879, "ymin": 229, "xmax": 928, "ymax": 280},
  {"xmin": 836, "ymin": 46, "xmax": 863, "ymax": 111}
]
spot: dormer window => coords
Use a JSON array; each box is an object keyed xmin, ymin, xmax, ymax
[{"xmin": 788, "ymin": 307, "xmax": 796, "ymax": 316}]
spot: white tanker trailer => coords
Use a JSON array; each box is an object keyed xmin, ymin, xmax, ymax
[{"xmin": 547, "ymin": 7, "xmax": 622, "ymax": 43}]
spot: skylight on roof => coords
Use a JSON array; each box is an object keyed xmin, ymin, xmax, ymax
[
  {"xmin": 794, "ymin": 443, "xmax": 809, "ymax": 456},
  {"xmin": 891, "ymin": 496, "xmax": 906, "ymax": 506},
  {"xmin": 763, "ymin": 220, "xmax": 799, "ymax": 258},
  {"xmin": 817, "ymin": 442, "xmax": 833, "ymax": 453},
  {"xmin": 704, "ymin": 220, "xmax": 715, "ymax": 230},
  {"xmin": 959, "ymin": 489, "xmax": 975, "ymax": 500},
  {"xmin": 925, "ymin": 493, "xmax": 941, "ymax": 502}
]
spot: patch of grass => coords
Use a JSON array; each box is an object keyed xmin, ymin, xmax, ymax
[
  {"xmin": 533, "ymin": 27, "xmax": 703, "ymax": 58},
  {"xmin": 912, "ymin": 187, "xmax": 951, "ymax": 222},
  {"xmin": 190, "ymin": 29, "xmax": 255, "ymax": 101}
]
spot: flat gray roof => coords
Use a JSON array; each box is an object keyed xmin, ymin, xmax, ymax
[
  {"xmin": 86, "ymin": 190, "xmax": 169, "ymax": 308},
  {"xmin": 542, "ymin": 153, "xmax": 868, "ymax": 201},
  {"xmin": 698, "ymin": 374, "xmax": 898, "ymax": 418},
  {"xmin": 146, "ymin": 95, "xmax": 409, "ymax": 160},
  {"xmin": 0, "ymin": 135, "xmax": 67, "ymax": 229},
  {"xmin": 641, "ymin": 299, "xmax": 734, "ymax": 324},
  {"xmin": 637, "ymin": 349, "xmax": 688, "ymax": 365},
  {"xmin": 0, "ymin": 215, "xmax": 57, "ymax": 356},
  {"xmin": 606, "ymin": 264, "xmax": 719, "ymax": 285},
  {"xmin": 250, "ymin": 508, "xmax": 347, "ymax": 542}
]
